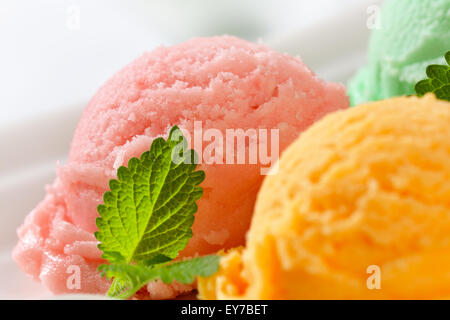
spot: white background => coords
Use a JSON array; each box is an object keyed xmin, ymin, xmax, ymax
[{"xmin": 0, "ymin": 0, "xmax": 380, "ymax": 126}]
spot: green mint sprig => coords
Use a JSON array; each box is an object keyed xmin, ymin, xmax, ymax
[
  {"xmin": 99, "ymin": 255, "xmax": 220, "ymax": 299},
  {"xmin": 415, "ymin": 51, "xmax": 450, "ymax": 102},
  {"xmin": 95, "ymin": 126, "xmax": 219, "ymax": 298}
]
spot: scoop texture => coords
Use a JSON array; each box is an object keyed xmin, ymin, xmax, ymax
[
  {"xmin": 199, "ymin": 95, "xmax": 450, "ymax": 299},
  {"xmin": 348, "ymin": 0, "xmax": 450, "ymax": 105},
  {"xmin": 13, "ymin": 36, "xmax": 348, "ymax": 298}
]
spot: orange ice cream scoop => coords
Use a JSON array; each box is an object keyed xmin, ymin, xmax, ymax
[{"xmin": 198, "ymin": 94, "xmax": 450, "ymax": 299}]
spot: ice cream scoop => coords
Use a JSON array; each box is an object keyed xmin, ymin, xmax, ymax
[
  {"xmin": 348, "ymin": 0, "xmax": 450, "ymax": 105},
  {"xmin": 13, "ymin": 36, "xmax": 348, "ymax": 298},
  {"xmin": 198, "ymin": 94, "xmax": 450, "ymax": 299}
]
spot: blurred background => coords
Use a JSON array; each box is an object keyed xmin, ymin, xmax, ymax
[
  {"xmin": 0, "ymin": 0, "xmax": 383, "ymax": 297},
  {"xmin": 0, "ymin": 0, "xmax": 383, "ymax": 125}
]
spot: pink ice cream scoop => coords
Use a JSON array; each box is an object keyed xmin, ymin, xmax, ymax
[{"xmin": 13, "ymin": 36, "xmax": 349, "ymax": 299}]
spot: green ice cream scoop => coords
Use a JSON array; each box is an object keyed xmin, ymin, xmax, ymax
[{"xmin": 348, "ymin": 0, "xmax": 450, "ymax": 106}]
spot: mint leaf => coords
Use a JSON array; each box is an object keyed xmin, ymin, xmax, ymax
[
  {"xmin": 143, "ymin": 254, "xmax": 173, "ymax": 266},
  {"xmin": 95, "ymin": 126, "xmax": 204, "ymax": 264},
  {"xmin": 95, "ymin": 126, "xmax": 218, "ymax": 298},
  {"xmin": 415, "ymin": 51, "xmax": 450, "ymax": 102},
  {"xmin": 99, "ymin": 255, "xmax": 220, "ymax": 299}
]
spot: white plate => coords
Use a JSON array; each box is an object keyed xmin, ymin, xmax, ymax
[{"xmin": 0, "ymin": 4, "xmax": 374, "ymax": 299}]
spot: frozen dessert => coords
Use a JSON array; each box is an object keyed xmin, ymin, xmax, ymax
[
  {"xmin": 348, "ymin": 0, "xmax": 450, "ymax": 105},
  {"xmin": 13, "ymin": 36, "xmax": 349, "ymax": 298},
  {"xmin": 198, "ymin": 94, "xmax": 450, "ymax": 299}
]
